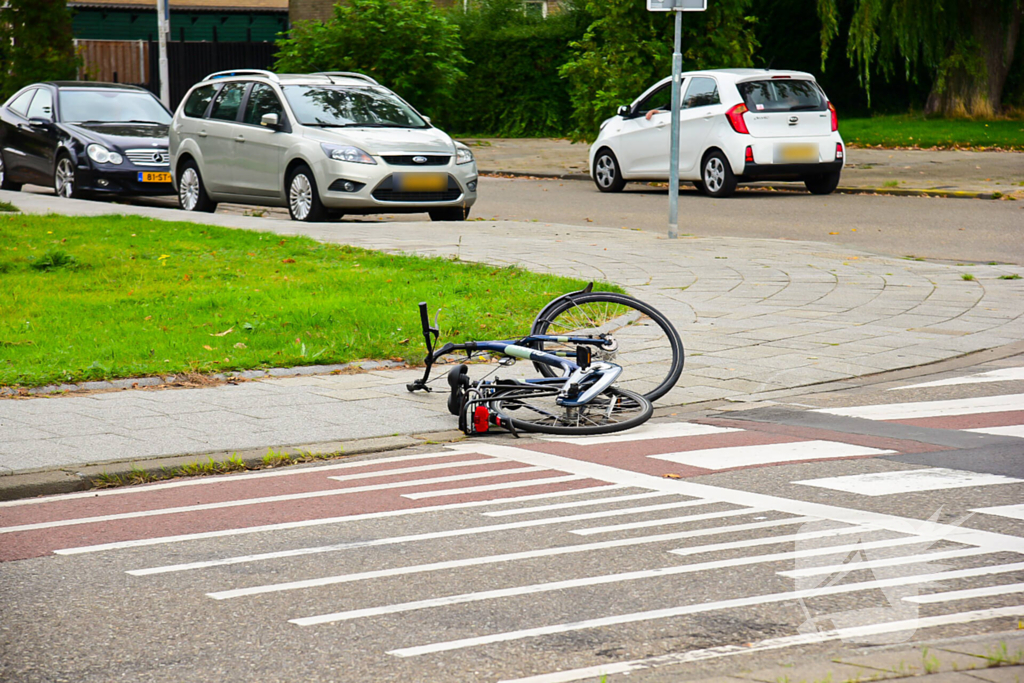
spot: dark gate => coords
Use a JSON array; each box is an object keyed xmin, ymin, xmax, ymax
[{"xmin": 149, "ymin": 41, "xmax": 279, "ymax": 108}]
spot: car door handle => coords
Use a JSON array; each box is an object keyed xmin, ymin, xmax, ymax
[
  {"xmin": 198, "ymin": 130, "xmax": 207, "ymax": 138},
  {"xmin": 234, "ymin": 135, "xmax": 245, "ymax": 143},
  {"xmin": 704, "ymin": 112, "xmax": 714, "ymax": 118}
]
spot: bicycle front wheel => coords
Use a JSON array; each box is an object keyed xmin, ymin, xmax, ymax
[
  {"xmin": 489, "ymin": 384, "xmax": 652, "ymax": 435},
  {"xmin": 530, "ymin": 292, "xmax": 684, "ymax": 402}
]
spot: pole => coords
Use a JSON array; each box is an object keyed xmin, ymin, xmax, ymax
[
  {"xmin": 156, "ymin": 0, "xmax": 170, "ymax": 108},
  {"xmin": 667, "ymin": 8, "xmax": 682, "ymax": 239}
]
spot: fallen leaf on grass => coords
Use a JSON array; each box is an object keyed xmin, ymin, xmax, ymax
[
  {"xmin": 210, "ymin": 327, "xmax": 234, "ymax": 337},
  {"xmin": 203, "ymin": 345, "xmax": 213, "ymax": 351},
  {"xmin": 233, "ymin": 342, "xmax": 247, "ymax": 349},
  {"xmin": 281, "ymin": 258, "xmax": 295, "ymax": 264},
  {"xmin": 398, "ymin": 338, "xmax": 410, "ymax": 345}
]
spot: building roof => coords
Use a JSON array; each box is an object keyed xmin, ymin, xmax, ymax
[{"xmin": 68, "ymin": 0, "xmax": 287, "ymax": 12}]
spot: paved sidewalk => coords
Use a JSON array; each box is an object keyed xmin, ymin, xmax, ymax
[
  {"xmin": 2, "ymin": 190, "xmax": 1024, "ymax": 481},
  {"xmin": 463, "ymin": 138, "xmax": 1024, "ymax": 198},
  {"xmin": 634, "ymin": 632, "xmax": 1024, "ymax": 683}
]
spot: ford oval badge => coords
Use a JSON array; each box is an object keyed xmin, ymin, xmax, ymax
[{"xmin": 412, "ymin": 156, "xmax": 428, "ymax": 164}]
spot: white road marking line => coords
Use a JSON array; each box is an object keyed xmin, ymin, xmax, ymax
[
  {"xmin": 0, "ymin": 466, "xmax": 547, "ymax": 535},
  {"xmin": 965, "ymin": 425, "xmax": 1024, "ymax": 438},
  {"xmin": 402, "ymin": 475, "xmax": 586, "ymax": 499},
  {"xmin": 795, "ymin": 468, "xmax": 1023, "ymax": 496},
  {"xmin": 777, "ymin": 547, "xmax": 994, "ymax": 578},
  {"xmin": 324, "ymin": 458, "xmax": 505, "ymax": 482},
  {"xmin": 387, "ymin": 562, "xmax": 1024, "ymax": 657},
  {"xmin": 812, "ymin": 394, "xmax": 1024, "ymax": 420},
  {"xmin": 648, "ymin": 441, "xmax": 893, "ymax": 470},
  {"xmin": 0, "ymin": 450, "xmax": 490, "ymax": 508},
  {"xmin": 206, "ymin": 517, "xmax": 822, "ymax": 601},
  {"xmin": 482, "ymin": 491, "xmax": 670, "ymax": 517},
  {"xmin": 288, "ymin": 535, "xmax": 941, "ymax": 626},
  {"xmin": 126, "ymin": 499, "xmax": 724, "ymax": 576},
  {"xmin": 54, "ymin": 485, "xmax": 627, "ymax": 556},
  {"xmin": 496, "ymin": 606, "xmax": 1024, "ymax": 683},
  {"xmin": 890, "ymin": 367, "xmax": 1024, "ymax": 390},
  {"xmin": 537, "ymin": 422, "xmax": 740, "ymax": 445},
  {"xmin": 669, "ymin": 527, "xmax": 937, "ymax": 559},
  {"xmin": 970, "ymin": 503, "xmax": 1024, "ymax": 522},
  {"xmin": 903, "ymin": 582, "xmax": 1024, "ymax": 604},
  {"xmin": 571, "ymin": 507, "xmax": 764, "ymax": 536},
  {"xmin": 442, "ymin": 444, "xmax": 1024, "ymax": 553}
]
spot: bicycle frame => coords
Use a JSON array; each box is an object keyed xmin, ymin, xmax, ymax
[{"xmin": 406, "ymin": 301, "xmax": 622, "ymax": 408}]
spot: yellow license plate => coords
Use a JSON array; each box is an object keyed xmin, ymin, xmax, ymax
[
  {"xmin": 777, "ymin": 144, "xmax": 819, "ymax": 163},
  {"xmin": 394, "ymin": 173, "xmax": 447, "ymax": 192},
  {"xmin": 138, "ymin": 172, "xmax": 173, "ymax": 183}
]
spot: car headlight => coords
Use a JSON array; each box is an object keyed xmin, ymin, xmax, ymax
[
  {"xmin": 455, "ymin": 146, "xmax": 474, "ymax": 165},
  {"xmin": 87, "ymin": 144, "xmax": 123, "ymax": 165},
  {"xmin": 320, "ymin": 143, "xmax": 376, "ymax": 164}
]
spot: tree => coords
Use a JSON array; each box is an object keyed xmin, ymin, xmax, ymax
[
  {"xmin": 818, "ymin": 0, "xmax": 1023, "ymax": 117},
  {"xmin": 274, "ymin": 0, "xmax": 468, "ymax": 118},
  {"xmin": 0, "ymin": 0, "xmax": 80, "ymax": 101},
  {"xmin": 560, "ymin": 0, "xmax": 758, "ymax": 140}
]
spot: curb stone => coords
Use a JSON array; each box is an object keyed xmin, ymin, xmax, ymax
[{"xmin": 0, "ymin": 431, "xmax": 465, "ymax": 502}]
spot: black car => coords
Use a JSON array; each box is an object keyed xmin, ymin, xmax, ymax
[{"xmin": 0, "ymin": 82, "xmax": 175, "ymax": 198}]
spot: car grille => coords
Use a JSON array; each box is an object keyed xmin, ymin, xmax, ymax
[
  {"xmin": 125, "ymin": 149, "xmax": 170, "ymax": 167},
  {"xmin": 382, "ymin": 155, "xmax": 450, "ymax": 166},
  {"xmin": 372, "ymin": 175, "xmax": 462, "ymax": 203}
]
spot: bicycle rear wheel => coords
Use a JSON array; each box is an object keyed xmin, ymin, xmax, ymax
[
  {"xmin": 530, "ymin": 292, "xmax": 684, "ymax": 402},
  {"xmin": 488, "ymin": 384, "xmax": 652, "ymax": 435}
]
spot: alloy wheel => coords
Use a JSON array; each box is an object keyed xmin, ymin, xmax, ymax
[
  {"xmin": 289, "ymin": 173, "xmax": 312, "ymax": 220},
  {"xmin": 180, "ymin": 167, "xmax": 200, "ymax": 211},
  {"xmin": 55, "ymin": 158, "xmax": 75, "ymax": 198},
  {"xmin": 704, "ymin": 157, "xmax": 725, "ymax": 193},
  {"xmin": 595, "ymin": 155, "xmax": 616, "ymax": 189}
]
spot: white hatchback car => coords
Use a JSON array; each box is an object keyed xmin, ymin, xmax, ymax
[
  {"xmin": 589, "ymin": 69, "xmax": 845, "ymax": 197},
  {"xmin": 170, "ymin": 70, "xmax": 477, "ymax": 221}
]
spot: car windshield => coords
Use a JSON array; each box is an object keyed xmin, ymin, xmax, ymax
[
  {"xmin": 60, "ymin": 90, "xmax": 172, "ymax": 124},
  {"xmin": 737, "ymin": 79, "xmax": 825, "ymax": 112},
  {"xmin": 282, "ymin": 85, "xmax": 427, "ymax": 128}
]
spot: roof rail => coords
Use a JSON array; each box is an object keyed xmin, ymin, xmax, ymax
[
  {"xmin": 313, "ymin": 71, "xmax": 380, "ymax": 85},
  {"xmin": 203, "ymin": 69, "xmax": 279, "ymax": 82}
]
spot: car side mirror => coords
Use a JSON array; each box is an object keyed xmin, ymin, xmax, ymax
[
  {"xmin": 423, "ymin": 116, "xmax": 431, "ymax": 124},
  {"xmin": 618, "ymin": 105, "xmax": 633, "ymax": 118},
  {"xmin": 260, "ymin": 113, "xmax": 279, "ymax": 128},
  {"xmin": 29, "ymin": 116, "xmax": 53, "ymax": 127}
]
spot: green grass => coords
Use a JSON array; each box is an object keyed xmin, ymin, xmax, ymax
[
  {"xmin": 0, "ymin": 200, "xmax": 18, "ymax": 212},
  {"xmin": 0, "ymin": 214, "xmax": 606, "ymax": 387},
  {"xmin": 841, "ymin": 114, "xmax": 1024, "ymax": 150}
]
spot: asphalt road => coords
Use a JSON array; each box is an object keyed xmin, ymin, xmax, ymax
[
  {"xmin": 2, "ymin": 355, "xmax": 1022, "ymax": 683},
  {"xmin": 471, "ymin": 178, "xmax": 1024, "ymax": 266},
  {"xmin": 21, "ymin": 176, "xmax": 1024, "ymax": 265}
]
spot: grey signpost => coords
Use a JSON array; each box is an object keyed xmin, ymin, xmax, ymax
[
  {"xmin": 156, "ymin": 0, "xmax": 171, "ymax": 108},
  {"xmin": 647, "ymin": 0, "xmax": 707, "ymax": 239}
]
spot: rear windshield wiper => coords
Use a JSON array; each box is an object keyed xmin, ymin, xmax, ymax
[{"xmin": 788, "ymin": 105, "xmax": 822, "ymax": 111}]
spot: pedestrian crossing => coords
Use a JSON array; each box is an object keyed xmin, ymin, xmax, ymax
[{"xmin": 2, "ymin": 384, "xmax": 1022, "ymax": 682}]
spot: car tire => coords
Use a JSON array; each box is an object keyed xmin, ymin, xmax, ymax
[
  {"xmin": 592, "ymin": 149, "xmax": 626, "ymax": 193},
  {"xmin": 54, "ymin": 154, "xmax": 85, "ymax": 199},
  {"xmin": 699, "ymin": 150, "xmax": 737, "ymax": 198},
  {"xmin": 692, "ymin": 180, "xmax": 705, "ymax": 193},
  {"xmin": 287, "ymin": 165, "xmax": 327, "ymax": 222},
  {"xmin": 177, "ymin": 160, "xmax": 218, "ymax": 213},
  {"xmin": 0, "ymin": 151, "xmax": 22, "ymax": 191},
  {"xmin": 428, "ymin": 206, "xmax": 469, "ymax": 222},
  {"xmin": 593, "ymin": 148, "xmax": 622, "ymax": 192},
  {"xmin": 804, "ymin": 170, "xmax": 841, "ymax": 195}
]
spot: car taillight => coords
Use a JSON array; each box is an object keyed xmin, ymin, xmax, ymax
[
  {"xmin": 745, "ymin": 146, "xmax": 754, "ymax": 163},
  {"xmin": 828, "ymin": 102, "xmax": 838, "ymax": 132},
  {"xmin": 836, "ymin": 143, "xmax": 844, "ymax": 160},
  {"xmin": 726, "ymin": 103, "xmax": 749, "ymax": 135}
]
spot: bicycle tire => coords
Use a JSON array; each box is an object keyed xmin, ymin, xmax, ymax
[
  {"xmin": 530, "ymin": 292, "xmax": 684, "ymax": 402},
  {"xmin": 488, "ymin": 384, "xmax": 652, "ymax": 435}
]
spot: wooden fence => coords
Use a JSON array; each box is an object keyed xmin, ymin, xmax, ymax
[{"xmin": 76, "ymin": 40, "xmax": 149, "ymax": 87}]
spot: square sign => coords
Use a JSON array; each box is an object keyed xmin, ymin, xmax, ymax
[{"xmin": 648, "ymin": 0, "xmax": 707, "ymax": 10}]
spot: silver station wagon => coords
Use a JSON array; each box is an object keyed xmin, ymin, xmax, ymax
[{"xmin": 170, "ymin": 70, "xmax": 478, "ymax": 222}]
